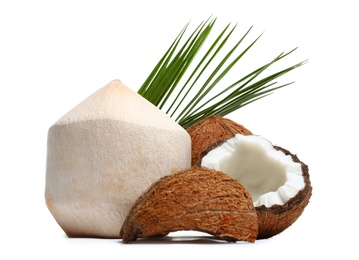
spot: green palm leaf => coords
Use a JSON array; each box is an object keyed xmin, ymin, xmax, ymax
[{"xmin": 138, "ymin": 18, "xmax": 307, "ymax": 128}]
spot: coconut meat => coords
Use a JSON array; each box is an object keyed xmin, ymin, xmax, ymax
[{"xmin": 201, "ymin": 134, "xmax": 305, "ymax": 207}]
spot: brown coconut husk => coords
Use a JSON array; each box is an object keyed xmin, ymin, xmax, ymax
[
  {"xmin": 120, "ymin": 167, "xmax": 258, "ymax": 243},
  {"xmin": 255, "ymin": 146, "xmax": 312, "ymax": 239},
  {"xmin": 188, "ymin": 116, "xmax": 312, "ymax": 239},
  {"xmin": 186, "ymin": 115, "xmax": 252, "ymax": 166}
]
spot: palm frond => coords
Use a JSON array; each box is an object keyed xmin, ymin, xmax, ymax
[{"xmin": 138, "ymin": 18, "xmax": 307, "ymax": 128}]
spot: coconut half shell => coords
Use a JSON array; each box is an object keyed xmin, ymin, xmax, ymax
[
  {"xmin": 188, "ymin": 116, "xmax": 312, "ymax": 239},
  {"xmin": 186, "ymin": 115, "xmax": 252, "ymax": 166},
  {"xmin": 120, "ymin": 167, "xmax": 258, "ymax": 243}
]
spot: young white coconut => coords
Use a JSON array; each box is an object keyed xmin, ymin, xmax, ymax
[
  {"xmin": 187, "ymin": 116, "xmax": 312, "ymax": 239},
  {"xmin": 45, "ymin": 80, "xmax": 191, "ymax": 238}
]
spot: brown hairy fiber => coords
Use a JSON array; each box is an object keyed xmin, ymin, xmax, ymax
[
  {"xmin": 120, "ymin": 167, "xmax": 258, "ymax": 243},
  {"xmin": 187, "ymin": 115, "xmax": 312, "ymax": 239},
  {"xmin": 186, "ymin": 116, "xmax": 252, "ymax": 166},
  {"xmin": 255, "ymin": 146, "xmax": 312, "ymax": 239}
]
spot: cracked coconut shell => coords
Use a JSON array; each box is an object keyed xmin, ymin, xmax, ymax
[
  {"xmin": 188, "ymin": 116, "xmax": 312, "ymax": 239},
  {"xmin": 120, "ymin": 167, "xmax": 258, "ymax": 243}
]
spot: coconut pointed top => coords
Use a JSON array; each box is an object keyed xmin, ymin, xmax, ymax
[{"xmin": 54, "ymin": 80, "xmax": 180, "ymax": 130}]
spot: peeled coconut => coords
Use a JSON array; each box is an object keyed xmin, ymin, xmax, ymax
[
  {"xmin": 187, "ymin": 116, "xmax": 312, "ymax": 239},
  {"xmin": 45, "ymin": 80, "xmax": 191, "ymax": 238}
]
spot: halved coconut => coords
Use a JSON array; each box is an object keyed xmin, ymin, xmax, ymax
[{"xmin": 200, "ymin": 133, "xmax": 312, "ymax": 239}]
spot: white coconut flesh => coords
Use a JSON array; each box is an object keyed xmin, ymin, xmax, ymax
[{"xmin": 201, "ymin": 134, "xmax": 305, "ymax": 207}]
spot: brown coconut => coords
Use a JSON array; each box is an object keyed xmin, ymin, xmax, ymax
[
  {"xmin": 120, "ymin": 167, "xmax": 258, "ymax": 243},
  {"xmin": 188, "ymin": 116, "xmax": 312, "ymax": 239},
  {"xmin": 186, "ymin": 115, "xmax": 252, "ymax": 166}
]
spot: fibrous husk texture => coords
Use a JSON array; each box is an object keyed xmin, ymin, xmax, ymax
[
  {"xmin": 120, "ymin": 167, "xmax": 258, "ymax": 243},
  {"xmin": 187, "ymin": 116, "xmax": 312, "ymax": 239},
  {"xmin": 256, "ymin": 146, "xmax": 312, "ymax": 239},
  {"xmin": 186, "ymin": 115, "xmax": 252, "ymax": 166}
]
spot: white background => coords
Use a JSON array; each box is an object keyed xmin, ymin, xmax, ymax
[{"xmin": 1, "ymin": 0, "xmax": 357, "ymax": 259}]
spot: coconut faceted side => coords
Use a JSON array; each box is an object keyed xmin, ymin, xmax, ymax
[
  {"xmin": 200, "ymin": 133, "xmax": 312, "ymax": 239},
  {"xmin": 45, "ymin": 80, "xmax": 191, "ymax": 238},
  {"xmin": 186, "ymin": 115, "xmax": 252, "ymax": 166},
  {"xmin": 120, "ymin": 167, "xmax": 258, "ymax": 243}
]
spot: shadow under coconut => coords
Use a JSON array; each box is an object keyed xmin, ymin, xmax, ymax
[{"xmin": 119, "ymin": 231, "xmax": 261, "ymax": 245}]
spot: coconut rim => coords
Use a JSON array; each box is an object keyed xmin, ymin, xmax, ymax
[
  {"xmin": 199, "ymin": 134, "xmax": 310, "ymax": 209},
  {"xmin": 186, "ymin": 115, "xmax": 253, "ymax": 166},
  {"xmin": 255, "ymin": 146, "xmax": 311, "ymax": 213}
]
